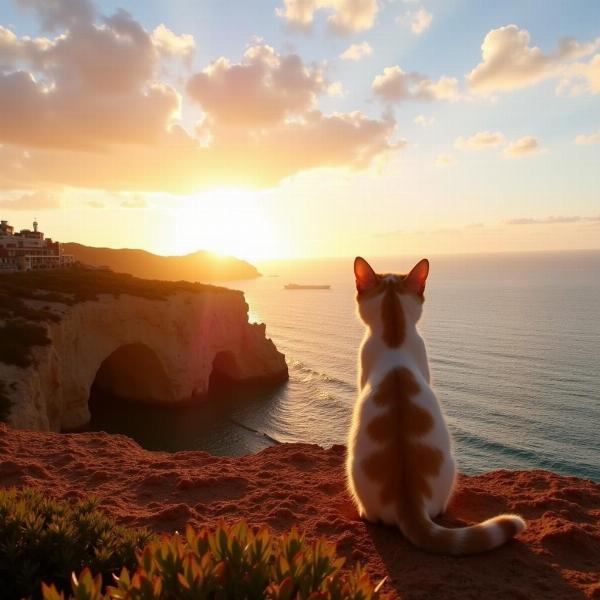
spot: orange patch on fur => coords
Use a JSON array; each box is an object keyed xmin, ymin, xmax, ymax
[
  {"xmin": 381, "ymin": 281, "xmax": 406, "ymax": 348},
  {"xmin": 361, "ymin": 368, "xmax": 442, "ymax": 518},
  {"xmin": 358, "ymin": 368, "xmax": 523, "ymax": 555}
]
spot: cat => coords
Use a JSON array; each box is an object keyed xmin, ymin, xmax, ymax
[{"xmin": 346, "ymin": 256, "xmax": 525, "ymax": 555}]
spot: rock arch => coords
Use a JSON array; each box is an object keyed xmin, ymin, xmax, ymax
[
  {"xmin": 4, "ymin": 291, "xmax": 288, "ymax": 432},
  {"xmin": 92, "ymin": 343, "xmax": 172, "ymax": 403}
]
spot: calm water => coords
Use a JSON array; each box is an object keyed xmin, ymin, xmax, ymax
[{"xmin": 89, "ymin": 251, "xmax": 600, "ymax": 481}]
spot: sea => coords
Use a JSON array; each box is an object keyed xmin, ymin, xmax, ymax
[{"xmin": 89, "ymin": 250, "xmax": 600, "ymax": 481}]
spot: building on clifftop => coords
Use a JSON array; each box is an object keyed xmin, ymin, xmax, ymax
[{"xmin": 0, "ymin": 219, "xmax": 75, "ymax": 272}]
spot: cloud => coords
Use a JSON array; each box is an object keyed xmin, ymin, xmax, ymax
[
  {"xmin": 0, "ymin": 110, "xmax": 399, "ymax": 193},
  {"xmin": 276, "ymin": 0, "xmax": 378, "ymax": 33},
  {"xmin": 0, "ymin": 7, "xmax": 397, "ymax": 193},
  {"xmin": 435, "ymin": 153, "xmax": 456, "ymax": 167},
  {"xmin": 151, "ymin": 24, "xmax": 196, "ymax": 66},
  {"xmin": 507, "ymin": 215, "xmax": 600, "ymax": 225},
  {"xmin": 467, "ymin": 24, "xmax": 600, "ymax": 93},
  {"xmin": 575, "ymin": 128, "xmax": 600, "ymax": 145},
  {"xmin": 372, "ymin": 66, "xmax": 460, "ymax": 102},
  {"xmin": 340, "ymin": 41, "xmax": 373, "ymax": 61},
  {"xmin": 454, "ymin": 131, "xmax": 505, "ymax": 151},
  {"xmin": 398, "ymin": 8, "xmax": 433, "ymax": 35},
  {"xmin": 503, "ymin": 136, "xmax": 540, "ymax": 157},
  {"xmin": 15, "ymin": 0, "xmax": 96, "ymax": 31},
  {"xmin": 0, "ymin": 9, "xmax": 182, "ymax": 151},
  {"xmin": 0, "ymin": 191, "xmax": 60, "ymax": 210},
  {"xmin": 187, "ymin": 43, "xmax": 326, "ymax": 127},
  {"xmin": 414, "ymin": 114, "xmax": 434, "ymax": 127},
  {"xmin": 327, "ymin": 80, "xmax": 344, "ymax": 96},
  {"xmin": 561, "ymin": 54, "xmax": 600, "ymax": 95}
]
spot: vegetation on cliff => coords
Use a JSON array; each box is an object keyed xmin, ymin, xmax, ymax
[
  {"xmin": 0, "ymin": 321, "xmax": 51, "ymax": 367},
  {"xmin": 0, "ymin": 268, "xmax": 239, "ymax": 368},
  {"xmin": 0, "ymin": 487, "xmax": 385, "ymax": 600},
  {"xmin": 42, "ymin": 520, "xmax": 386, "ymax": 600},
  {"xmin": 0, "ymin": 488, "xmax": 152, "ymax": 600}
]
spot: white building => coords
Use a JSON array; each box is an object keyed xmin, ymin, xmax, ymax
[{"xmin": 0, "ymin": 219, "xmax": 74, "ymax": 272}]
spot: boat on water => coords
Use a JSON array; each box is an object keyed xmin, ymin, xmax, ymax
[{"xmin": 284, "ymin": 283, "xmax": 331, "ymax": 290}]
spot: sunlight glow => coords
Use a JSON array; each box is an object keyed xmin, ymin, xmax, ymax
[{"xmin": 164, "ymin": 188, "xmax": 282, "ymax": 262}]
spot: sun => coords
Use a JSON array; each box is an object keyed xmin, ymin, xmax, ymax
[{"xmin": 163, "ymin": 188, "xmax": 282, "ymax": 262}]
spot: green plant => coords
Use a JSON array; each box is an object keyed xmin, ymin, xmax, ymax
[
  {"xmin": 42, "ymin": 521, "xmax": 388, "ymax": 600},
  {"xmin": 0, "ymin": 488, "xmax": 152, "ymax": 600}
]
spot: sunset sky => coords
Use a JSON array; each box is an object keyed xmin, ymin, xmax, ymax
[{"xmin": 1, "ymin": 0, "xmax": 599, "ymax": 260}]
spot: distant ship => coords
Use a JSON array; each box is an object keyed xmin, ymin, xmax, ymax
[{"xmin": 284, "ymin": 283, "xmax": 331, "ymax": 290}]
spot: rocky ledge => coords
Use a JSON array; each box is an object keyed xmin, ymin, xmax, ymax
[
  {"xmin": 0, "ymin": 424, "xmax": 598, "ymax": 599},
  {"xmin": 0, "ymin": 269, "xmax": 288, "ymax": 431}
]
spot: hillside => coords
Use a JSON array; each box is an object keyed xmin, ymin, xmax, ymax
[{"xmin": 61, "ymin": 243, "xmax": 260, "ymax": 281}]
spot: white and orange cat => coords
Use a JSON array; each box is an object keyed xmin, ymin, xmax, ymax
[{"xmin": 346, "ymin": 257, "xmax": 525, "ymax": 555}]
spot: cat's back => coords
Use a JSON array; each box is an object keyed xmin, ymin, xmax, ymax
[{"xmin": 348, "ymin": 360, "xmax": 455, "ymax": 522}]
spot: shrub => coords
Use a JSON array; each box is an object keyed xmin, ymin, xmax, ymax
[
  {"xmin": 0, "ymin": 488, "xmax": 153, "ymax": 600},
  {"xmin": 42, "ymin": 521, "xmax": 388, "ymax": 600},
  {"xmin": 0, "ymin": 320, "xmax": 51, "ymax": 367},
  {"xmin": 0, "ymin": 267, "xmax": 230, "ymax": 312}
]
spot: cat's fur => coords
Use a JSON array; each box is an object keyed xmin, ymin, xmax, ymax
[{"xmin": 346, "ymin": 256, "xmax": 526, "ymax": 555}]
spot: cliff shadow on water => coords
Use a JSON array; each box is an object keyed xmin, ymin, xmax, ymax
[{"xmin": 85, "ymin": 349, "xmax": 287, "ymax": 456}]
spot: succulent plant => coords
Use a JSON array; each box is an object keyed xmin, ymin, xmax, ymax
[{"xmin": 42, "ymin": 520, "xmax": 388, "ymax": 600}]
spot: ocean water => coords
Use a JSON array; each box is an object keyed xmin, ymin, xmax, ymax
[{"xmin": 88, "ymin": 251, "xmax": 600, "ymax": 481}]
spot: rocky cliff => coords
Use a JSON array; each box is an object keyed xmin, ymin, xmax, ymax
[
  {"xmin": 0, "ymin": 425, "xmax": 598, "ymax": 599},
  {"xmin": 0, "ymin": 269, "xmax": 287, "ymax": 431}
]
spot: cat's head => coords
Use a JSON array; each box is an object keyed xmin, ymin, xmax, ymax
[{"xmin": 353, "ymin": 257, "xmax": 429, "ymax": 337}]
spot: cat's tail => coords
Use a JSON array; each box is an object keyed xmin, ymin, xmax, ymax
[{"xmin": 402, "ymin": 506, "xmax": 526, "ymax": 556}]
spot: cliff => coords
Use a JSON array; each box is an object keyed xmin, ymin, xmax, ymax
[
  {"xmin": 61, "ymin": 243, "xmax": 260, "ymax": 281},
  {"xmin": 0, "ymin": 425, "xmax": 598, "ymax": 599},
  {"xmin": 0, "ymin": 269, "xmax": 288, "ymax": 431}
]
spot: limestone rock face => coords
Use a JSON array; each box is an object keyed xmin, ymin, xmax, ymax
[{"xmin": 1, "ymin": 290, "xmax": 288, "ymax": 432}]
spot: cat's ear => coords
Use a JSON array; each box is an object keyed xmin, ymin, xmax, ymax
[
  {"xmin": 354, "ymin": 257, "xmax": 378, "ymax": 293},
  {"xmin": 406, "ymin": 259, "xmax": 429, "ymax": 296}
]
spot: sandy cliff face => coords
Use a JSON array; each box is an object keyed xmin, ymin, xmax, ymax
[{"xmin": 0, "ymin": 290, "xmax": 287, "ymax": 431}]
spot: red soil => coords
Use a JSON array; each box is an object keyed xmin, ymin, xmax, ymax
[{"xmin": 1, "ymin": 423, "xmax": 599, "ymax": 599}]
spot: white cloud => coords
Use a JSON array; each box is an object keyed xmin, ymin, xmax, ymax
[
  {"xmin": 454, "ymin": 131, "xmax": 505, "ymax": 151},
  {"xmin": 187, "ymin": 43, "xmax": 326, "ymax": 127},
  {"xmin": 414, "ymin": 114, "xmax": 434, "ymax": 127},
  {"xmin": 372, "ymin": 66, "xmax": 460, "ymax": 102},
  {"xmin": 398, "ymin": 8, "xmax": 433, "ymax": 35},
  {"xmin": 0, "ymin": 10, "xmax": 182, "ymax": 151},
  {"xmin": 575, "ymin": 128, "xmax": 600, "ymax": 145},
  {"xmin": 340, "ymin": 41, "xmax": 373, "ymax": 61},
  {"xmin": 467, "ymin": 24, "xmax": 600, "ymax": 94},
  {"xmin": 276, "ymin": 0, "xmax": 378, "ymax": 33},
  {"xmin": 560, "ymin": 54, "xmax": 600, "ymax": 95},
  {"xmin": 327, "ymin": 81, "xmax": 344, "ymax": 96},
  {"xmin": 0, "ymin": 3, "xmax": 400, "ymax": 194},
  {"xmin": 151, "ymin": 24, "xmax": 196, "ymax": 66},
  {"xmin": 503, "ymin": 136, "xmax": 541, "ymax": 158}
]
